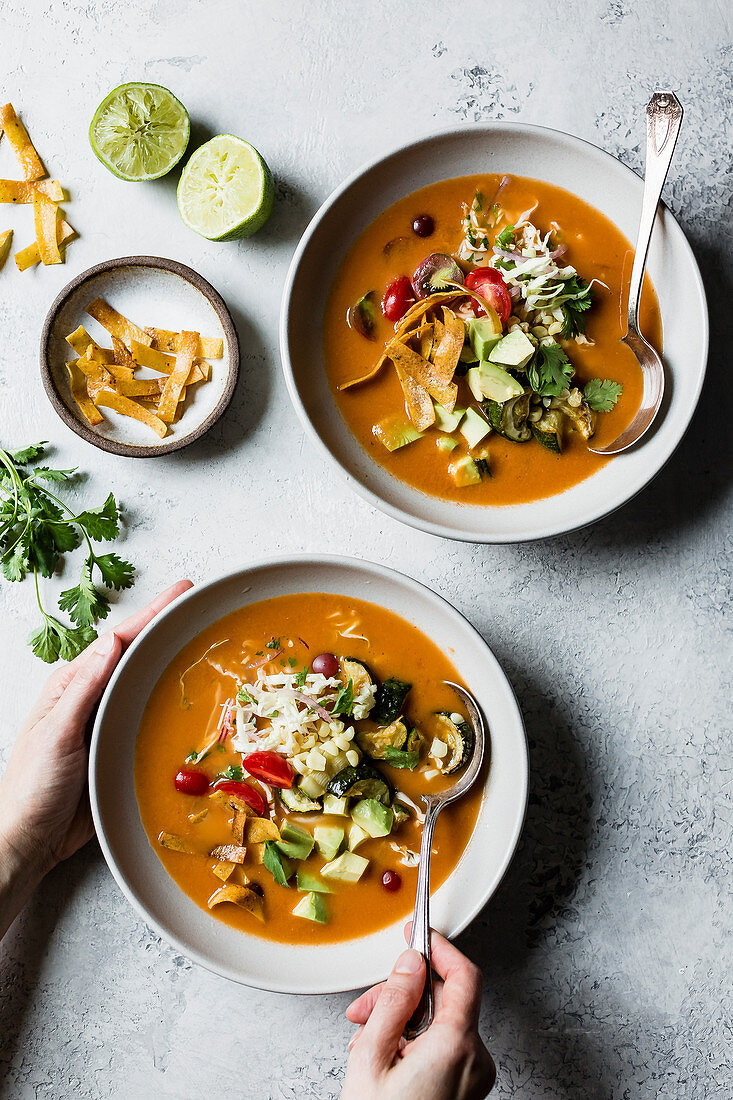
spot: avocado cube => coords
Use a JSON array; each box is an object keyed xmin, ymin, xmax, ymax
[
  {"xmin": 348, "ymin": 823, "xmax": 370, "ymax": 851},
  {"xmin": 322, "ymin": 794, "xmax": 349, "ymax": 817},
  {"xmin": 351, "ymin": 798, "xmax": 394, "ymax": 838},
  {"xmin": 433, "ymin": 403, "xmax": 465, "ymax": 433},
  {"xmin": 469, "ymin": 317, "xmax": 503, "ymax": 360},
  {"xmin": 292, "ymin": 891, "xmax": 329, "ymax": 923},
  {"xmin": 314, "ymin": 824, "xmax": 344, "ymax": 861},
  {"xmin": 320, "ymin": 851, "xmax": 369, "ymax": 883},
  {"xmin": 459, "ymin": 406, "xmax": 492, "ymax": 449},
  {"xmin": 296, "ymin": 869, "xmax": 334, "ymax": 894},
  {"xmin": 488, "ymin": 329, "xmax": 535, "ymax": 370},
  {"xmin": 277, "ymin": 821, "xmax": 314, "ymax": 861}
]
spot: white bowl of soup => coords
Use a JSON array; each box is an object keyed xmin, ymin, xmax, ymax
[
  {"xmin": 89, "ymin": 556, "xmax": 528, "ymax": 993},
  {"xmin": 280, "ymin": 124, "xmax": 707, "ymax": 543}
]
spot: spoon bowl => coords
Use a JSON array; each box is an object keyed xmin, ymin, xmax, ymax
[{"xmin": 404, "ymin": 680, "xmax": 487, "ymax": 1040}]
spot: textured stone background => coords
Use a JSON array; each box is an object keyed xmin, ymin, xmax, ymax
[{"xmin": 1, "ymin": 1, "xmax": 731, "ymax": 1097}]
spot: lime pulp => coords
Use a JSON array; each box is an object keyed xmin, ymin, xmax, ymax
[
  {"xmin": 177, "ymin": 134, "xmax": 274, "ymax": 241},
  {"xmin": 89, "ymin": 82, "xmax": 190, "ymax": 182}
]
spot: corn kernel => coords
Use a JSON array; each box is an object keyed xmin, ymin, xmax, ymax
[{"xmin": 345, "ymin": 749, "xmax": 360, "ymax": 767}]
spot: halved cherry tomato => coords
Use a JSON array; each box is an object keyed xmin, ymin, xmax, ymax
[
  {"xmin": 242, "ymin": 751, "xmax": 294, "ymax": 789},
  {"xmin": 174, "ymin": 769, "xmax": 210, "ymax": 796},
  {"xmin": 382, "ymin": 275, "xmax": 415, "ymax": 323},
  {"xmin": 465, "ymin": 268, "xmax": 512, "ymax": 324},
  {"xmin": 213, "ymin": 780, "xmax": 267, "ymax": 816}
]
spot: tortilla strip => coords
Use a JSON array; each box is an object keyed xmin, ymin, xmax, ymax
[
  {"xmin": 85, "ymin": 298, "xmax": 153, "ymax": 348},
  {"xmin": 0, "ymin": 229, "xmax": 12, "ymax": 269},
  {"xmin": 65, "ymin": 362, "xmax": 105, "ymax": 427},
  {"xmin": 0, "ymin": 104, "xmax": 45, "ymax": 180},
  {"xmin": 65, "ymin": 325, "xmax": 114, "ymax": 364},
  {"xmin": 212, "ymin": 861, "xmax": 236, "ymax": 882},
  {"xmin": 207, "ymin": 884, "xmax": 264, "ymax": 920},
  {"xmin": 393, "ymin": 362, "xmax": 435, "ymax": 431},
  {"xmin": 417, "ymin": 321, "xmax": 434, "ymax": 362},
  {"xmin": 116, "ymin": 378, "xmax": 163, "ymax": 398},
  {"xmin": 158, "ymin": 330, "xmax": 197, "ymax": 423},
  {"xmin": 146, "ymin": 327, "xmax": 223, "ymax": 359},
  {"xmin": 16, "ymin": 218, "xmax": 75, "ymax": 271},
  {"xmin": 33, "ymin": 194, "xmax": 61, "ymax": 265},
  {"xmin": 247, "ymin": 818, "xmax": 280, "ymax": 843},
  {"xmin": 93, "ymin": 388, "xmax": 168, "ymax": 438},
  {"xmin": 432, "ymin": 308, "xmax": 465, "ymax": 384},
  {"xmin": 188, "ymin": 809, "xmax": 209, "ymax": 824},
  {"xmin": 0, "ymin": 179, "xmax": 63, "ymax": 203},
  {"xmin": 209, "ymin": 844, "xmax": 247, "ymax": 864},
  {"xmin": 158, "ymin": 831, "xmax": 192, "ymax": 853},
  {"xmin": 388, "ymin": 340, "xmax": 458, "ymax": 413},
  {"xmin": 108, "ymin": 336, "xmax": 135, "ymax": 383},
  {"xmin": 130, "ymin": 339, "xmax": 207, "ymax": 384},
  {"xmin": 232, "ymin": 809, "xmax": 248, "ymax": 844},
  {"xmin": 76, "ymin": 355, "xmax": 114, "ymax": 399}
]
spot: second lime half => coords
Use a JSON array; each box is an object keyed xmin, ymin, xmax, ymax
[
  {"xmin": 89, "ymin": 82, "xmax": 190, "ymax": 181},
  {"xmin": 177, "ymin": 135, "xmax": 274, "ymax": 240}
]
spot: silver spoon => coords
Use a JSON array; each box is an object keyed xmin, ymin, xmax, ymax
[
  {"xmin": 403, "ymin": 681, "xmax": 486, "ymax": 1041},
  {"xmin": 589, "ymin": 91, "xmax": 683, "ymax": 456}
]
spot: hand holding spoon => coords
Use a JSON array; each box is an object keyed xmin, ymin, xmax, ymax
[{"xmin": 403, "ymin": 680, "xmax": 486, "ymax": 1041}]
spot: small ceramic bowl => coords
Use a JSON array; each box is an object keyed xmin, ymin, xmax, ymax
[{"xmin": 40, "ymin": 255, "xmax": 239, "ymax": 457}]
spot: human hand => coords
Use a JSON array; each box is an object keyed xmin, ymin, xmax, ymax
[
  {"xmin": 342, "ymin": 927, "xmax": 495, "ymax": 1100},
  {"xmin": 0, "ymin": 580, "xmax": 192, "ymax": 881}
]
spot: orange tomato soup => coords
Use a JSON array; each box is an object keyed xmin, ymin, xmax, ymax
[
  {"xmin": 135, "ymin": 593, "xmax": 482, "ymax": 945},
  {"xmin": 324, "ymin": 173, "xmax": 662, "ymax": 505}
]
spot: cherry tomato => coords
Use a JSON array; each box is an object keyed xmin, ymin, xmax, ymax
[
  {"xmin": 465, "ymin": 268, "xmax": 512, "ymax": 324},
  {"xmin": 381, "ymin": 870, "xmax": 402, "ymax": 892},
  {"xmin": 174, "ymin": 769, "xmax": 210, "ymax": 796},
  {"xmin": 312, "ymin": 652, "xmax": 339, "ymax": 678},
  {"xmin": 213, "ymin": 780, "xmax": 267, "ymax": 816},
  {"xmin": 412, "ymin": 214, "xmax": 435, "ymax": 238},
  {"xmin": 382, "ymin": 276, "xmax": 415, "ymax": 323},
  {"xmin": 242, "ymin": 751, "xmax": 294, "ymax": 789}
]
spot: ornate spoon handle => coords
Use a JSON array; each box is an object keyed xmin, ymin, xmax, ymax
[
  {"xmin": 627, "ymin": 92, "xmax": 683, "ymax": 333},
  {"xmin": 404, "ymin": 797, "xmax": 441, "ymax": 1041}
]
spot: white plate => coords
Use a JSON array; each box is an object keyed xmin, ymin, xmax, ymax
[
  {"xmin": 280, "ymin": 124, "xmax": 708, "ymax": 543},
  {"xmin": 89, "ymin": 556, "xmax": 528, "ymax": 994}
]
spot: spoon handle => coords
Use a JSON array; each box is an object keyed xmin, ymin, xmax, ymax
[
  {"xmin": 627, "ymin": 91, "xmax": 683, "ymax": 333},
  {"xmin": 404, "ymin": 799, "xmax": 441, "ymax": 1041}
]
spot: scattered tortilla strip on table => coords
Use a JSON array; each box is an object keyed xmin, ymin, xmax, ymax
[
  {"xmin": 85, "ymin": 298, "xmax": 153, "ymax": 348},
  {"xmin": 65, "ymin": 362, "xmax": 105, "ymax": 427},
  {"xmin": 393, "ymin": 362, "xmax": 435, "ymax": 431},
  {"xmin": 0, "ymin": 103, "xmax": 45, "ymax": 181},
  {"xmin": 0, "ymin": 229, "xmax": 12, "ymax": 269},
  {"xmin": 93, "ymin": 388, "xmax": 168, "ymax": 438},
  {"xmin": 146, "ymin": 327, "xmax": 223, "ymax": 359},
  {"xmin": 158, "ymin": 330, "xmax": 198, "ymax": 423},
  {"xmin": 65, "ymin": 324, "xmax": 114, "ymax": 364},
  {"xmin": 388, "ymin": 340, "xmax": 458, "ymax": 412},
  {"xmin": 0, "ymin": 179, "xmax": 63, "ymax": 203},
  {"xmin": 33, "ymin": 193, "xmax": 61, "ymax": 265},
  {"xmin": 207, "ymin": 884, "xmax": 264, "ymax": 919},
  {"xmin": 16, "ymin": 218, "xmax": 75, "ymax": 271},
  {"xmin": 432, "ymin": 308, "xmax": 465, "ymax": 384}
]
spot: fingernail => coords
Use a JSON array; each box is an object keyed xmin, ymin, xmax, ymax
[
  {"xmin": 96, "ymin": 632, "xmax": 117, "ymax": 656},
  {"xmin": 395, "ymin": 949, "xmax": 423, "ymax": 975}
]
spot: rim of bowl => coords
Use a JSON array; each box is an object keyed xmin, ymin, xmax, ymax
[
  {"xmin": 279, "ymin": 121, "xmax": 709, "ymax": 544},
  {"xmin": 40, "ymin": 254, "xmax": 240, "ymax": 458},
  {"xmin": 89, "ymin": 553, "xmax": 529, "ymax": 993}
]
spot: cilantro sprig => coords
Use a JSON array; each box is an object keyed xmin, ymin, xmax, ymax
[
  {"xmin": 0, "ymin": 442, "xmax": 135, "ymax": 663},
  {"xmin": 559, "ymin": 275, "xmax": 593, "ymax": 338},
  {"xmin": 584, "ymin": 378, "xmax": 623, "ymax": 412},
  {"xmin": 527, "ymin": 343, "xmax": 574, "ymax": 398}
]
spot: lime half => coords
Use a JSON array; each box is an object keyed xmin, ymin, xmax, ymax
[
  {"xmin": 177, "ymin": 135, "xmax": 274, "ymax": 241},
  {"xmin": 90, "ymin": 83, "xmax": 190, "ymax": 181}
]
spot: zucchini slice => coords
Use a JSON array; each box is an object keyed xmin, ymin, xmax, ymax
[
  {"xmin": 557, "ymin": 395, "xmax": 596, "ymax": 440},
  {"xmin": 327, "ymin": 763, "xmax": 391, "ymax": 804},
  {"xmin": 482, "ymin": 392, "xmax": 532, "ymax": 442},
  {"xmin": 373, "ymin": 678, "xmax": 411, "ymax": 724},
  {"xmin": 357, "ymin": 717, "xmax": 408, "ymax": 760},
  {"xmin": 340, "ymin": 657, "xmax": 375, "ymax": 697},
  {"xmin": 279, "ymin": 785, "xmax": 322, "ymax": 813},
  {"xmin": 531, "ymin": 408, "xmax": 564, "ymax": 453},
  {"xmin": 432, "ymin": 712, "xmax": 474, "ymax": 774}
]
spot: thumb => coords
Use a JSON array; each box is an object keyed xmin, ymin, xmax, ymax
[
  {"xmin": 51, "ymin": 632, "xmax": 122, "ymax": 735},
  {"xmin": 354, "ymin": 949, "xmax": 425, "ymax": 1069}
]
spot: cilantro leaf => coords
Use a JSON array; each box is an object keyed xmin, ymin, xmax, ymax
[
  {"xmin": 331, "ymin": 679, "xmax": 354, "ymax": 717},
  {"xmin": 2, "ymin": 542, "xmax": 30, "ymax": 583},
  {"xmin": 75, "ymin": 492, "xmax": 119, "ymax": 541},
  {"xmin": 237, "ymin": 687, "xmax": 255, "ymax": 705},
  {"xmin": 266, "ymin": 636, "xmax": 281, "ymax": 650},
  {"xmin": 294, "ymin": 667, "xmax": 308, "ymax": 688},
  {"xmin": 58, "ymin": 557, "xmax": 110, "ymax": 625},
  {"xmin": 219, "ymin": 764, "xmax": 244, "ymax": 782},
  {"xmin": 527, "ymin": 342, "xmax": 574, "ymax": 398},
  {"xmin": 30, "ymin": 467, "xmax": 76, "ymax": 483},
  {"xmin": 559, "ymin": 276, "xmax": 592, "ymax": 338},
  {"xmin": 94, "ymin": 552, "xmax": 134, "ymax": 591},
  {"xmin": 496, "ymin": 225, "xmax": 515, "ymax": 248},
  {"xmin": 10, "ymin": 443, "xmax": 46, "ymax": 465},
  {"xmin": 28, "ymin": 616, "xmax": 96, "ymax": 663},
  {"xmin": 584, "ymin": 378, "xmax": 623, "ymax": 412}
]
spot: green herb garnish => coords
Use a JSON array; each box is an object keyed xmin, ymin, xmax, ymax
[
  {"xmin": 294, "ymin": 667, "xmax": 308, "ymax": 688},
  {"xmin": 558, "ymin": 275, "xmax": 593, "ymax": 338},
  {"xmin": 185, "ymin": 749, "xmax": 199, "ymax": 763},
  {"xmin": 219, "ymin": 764, "xmax": 243, "ymax": 782},
  {"xmin": 331, "ymin": 678, "xmax": 354, "ymax": 717},
  {"xmin": 527, "ymin": 343, "xmax": 574, "ymax": 398},
  {"xmin": 266, "ymin": 637, "xmax": 281, "ymax": 650},
  {"xmin": 496, "ymin": 225, "xmax": 515, "ymax": 248},
  {"xmin": 583, "ymin": 378, "xmax": 623, "ymax": 412},
  {"xmin": 237, "ymin": 687, "xmax": 255, "ymax": 705},
  {"xmin": 0, "ymin": 442, "xmax": 135, "ymax": 662}
]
